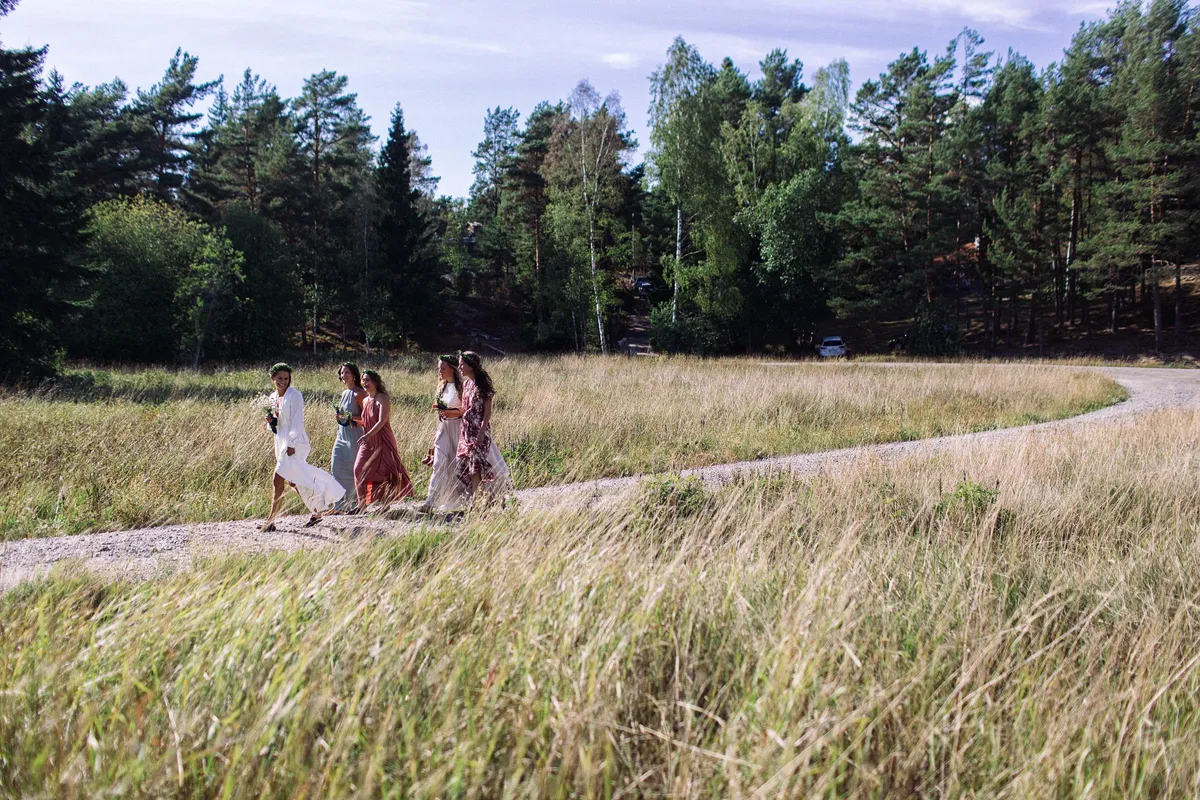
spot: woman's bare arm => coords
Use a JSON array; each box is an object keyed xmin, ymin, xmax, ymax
[{"xmin": 363, "ymin": 395, "xmax": 392, "ymax": 439}]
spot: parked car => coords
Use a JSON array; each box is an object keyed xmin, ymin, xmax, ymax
[
  {"xmin": 634, "ymin": 277, "xmax": 653, "ymax": 297},
  {"xmin": 817, "ymin": 336, "xmax": 849, "ymax": 358}
]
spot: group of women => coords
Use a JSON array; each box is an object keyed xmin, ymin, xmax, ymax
[{"xmin": 260, "ymin": 351, "xmax": 510, "ymax": 531}]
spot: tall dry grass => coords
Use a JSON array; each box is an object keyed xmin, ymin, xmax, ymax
[
  {"xmin": 0, "ymin": 359, "xmax": 1121, "ymax": 538},
  {"xmin": 3, "ymin": 407, "xmax": 1199, "ymax": 796}
]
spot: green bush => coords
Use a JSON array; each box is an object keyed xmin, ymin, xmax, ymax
[{"xmin": 648, "ymin": 304, "xmax": 722, "ymax": 355}]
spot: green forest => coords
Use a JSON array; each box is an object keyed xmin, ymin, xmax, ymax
[{"xmin": 2, "ymin": 0, "xmax": 1199, "ymax": 378}]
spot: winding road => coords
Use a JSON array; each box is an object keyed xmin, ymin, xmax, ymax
[{"xmin": 4, "ymin": 365, "xmax": 1198, "ymax": 590}]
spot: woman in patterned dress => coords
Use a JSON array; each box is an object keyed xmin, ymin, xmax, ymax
[{"xmin": 455, "ymin": 351, "xmax": 511, "ymax": 506}]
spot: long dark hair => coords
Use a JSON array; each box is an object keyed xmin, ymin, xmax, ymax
[
  {"xmin": 339, "ymin": 361, "xmax": 362, "ymax": 389},
  {"xmin": 437, "ymin": 354, "xmax": 462, "ymax": 399},
  {"xmin": 460, "ymin": 351, "xmax": 494, "ymax": 398},
  {"xmin": 361, "ymin": 369, "xmax": 388, "ymax": 395}
]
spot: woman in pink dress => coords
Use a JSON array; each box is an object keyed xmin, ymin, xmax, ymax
[
  {"xmin": 455, "ymin": 351, "xmax": 511, "ymax": 505},
  {"xmin": 352, "ymin": 369, "xmax": 414, "ymax": 509}
]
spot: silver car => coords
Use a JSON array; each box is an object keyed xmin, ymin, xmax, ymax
[{"xmin": 817, "ymin": 336, "xmax": 848, "ymax": 358}]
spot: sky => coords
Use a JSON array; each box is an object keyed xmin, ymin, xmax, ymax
[{"xmin": 3, "ymin": 0, "xmax": 1117, "ymax": 198}]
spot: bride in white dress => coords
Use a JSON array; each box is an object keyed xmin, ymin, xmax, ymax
[
  {"xmin": 420, "ymin": 355, "xmax": 466, "ymax": 512},
  {"xmin": 261, "ymin": 363, "xmax": 345, "ymax": 531}
]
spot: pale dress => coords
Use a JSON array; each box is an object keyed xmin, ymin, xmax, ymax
[
  {"xmin": 330, "ymin": 388, "xmax": 364, "ymax": 511},
  {"xmin": 273, "ymin": 386, "xmax": 345, "ymax": 512},
  {"xmin": 426, "ymin": 383, "xmax": 464, "ymax": 510}
]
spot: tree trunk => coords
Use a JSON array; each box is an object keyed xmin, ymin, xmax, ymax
[
  {"xmin": 1067, "ymin": 268, "xmax": 1076, "ymax": 326},
  {"xmin": 534, "ymin": 215, "xmax": 545, "ymax": 339},
  {"xmin": 588, "ymin": 216, "xmax": 608, "ymax": 354},
  {"xmin": 192, "ymin": 300, "xmax": 213, "ymax": 370},
  {"xmin": 993, "ymin": 285, "xmax": 1002, "ymax": 348},
  {"xmin": 672, "ymin": 204, "xmax": 682, "ymax": 324},
  {"xmin": 1006, "ymin": 289, "xmax": 1015, "ymax": 347},
  {"xmin": 982, "ymin": 296, "xmax": 991, "ymax": 354},
  {"xmin": 1141, "ymin": 268, "xmax": 1149, "ymax": 317},
  {"xmin": 1025, "ymin": 289, "xmax": 1037, "ymax": 346},
  {"xmin": 1066, "ymin": 150, "xmax": 1081, "ymax": 327},
  {"xmin": 1153, "ymin": 260, "xmax": 1163, "ymax": 355},
  {"xmin": 1175, "ymin": 261, "xmax": 1183, "ymax": 347}
]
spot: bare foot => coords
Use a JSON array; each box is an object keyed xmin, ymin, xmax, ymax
[{"xmin": 259, "ymin": 521, "xmax": 277, "ymax": 532}]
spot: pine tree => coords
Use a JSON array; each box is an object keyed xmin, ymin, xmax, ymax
[
  {"xmin": 835, "ymin": 47, "xmax": 958, "ymax": 327},
  {"xmin": 507, "ymin": 102, "xmax": 567, "ymax": 342},
  {"xmin": 45, "ymin": 74, "xmax": 136, "ymax": 201},
  {"xmin": 1052, "ymin": 12, "xmax": 1129, "ymax": 332},
  {"xmin": 375, "ymin": 104, "xmax": 440, "ymax": 349},
  {"xmin": 470, "ymin": 106, "xmax": 520, "ymax": 217},
  {"xmin": 467, "ymin": 106, "xmax": 522, "ymax": 294},
  {"xmin": 0, "ymin": 6, "xmax": 88, "ymax": 378},
  {"xmin": 128, "ymin": 49, "xmax": 218, "ymax": 202},
  {"xmin": 1100, "ymin": 0, "xmax": 1194, "ymax": 353},
  {"xmin": 291, "ymin": 69, "xmax": 375, "ymax": 352},
  {"xmin": 982, "ymin": 55, "xmax": 1052, "ymax": 348}
]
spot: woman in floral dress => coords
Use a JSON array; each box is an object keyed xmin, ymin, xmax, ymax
[{"xmin": 455, "ymin": 351, "xmax": 511, "ymax": 506}]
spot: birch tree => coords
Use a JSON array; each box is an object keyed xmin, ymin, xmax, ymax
[
  {"xmin": 648, "ymin": 38, "xmax": 718, "ymax": 321},
  {"xmin": 565, "ymin": 80, "xmax": 631, "ymax": 353}
]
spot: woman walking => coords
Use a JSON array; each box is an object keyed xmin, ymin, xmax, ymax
[
  {"xmin": 329, "ymin": 362, "xmax": 365, "ymax": 512},
  {"xmin": 262, "ymin": 363, "xmax": 345, "ymax": 532},
  {"xmin": 419, "ymin": 355, "xmax": 465, "ymax": 513},
  {"xmin": 353, "ymin": 369, "xmax": 414, "ymax": 509},
  {"xmin": 455, "ymin": 351, "xmax": 511, "ymax": 506}
]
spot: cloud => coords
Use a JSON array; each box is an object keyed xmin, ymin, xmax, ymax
[{"xmin": 600, "ymin": 52, "xmax": 639, "ymax": 69}]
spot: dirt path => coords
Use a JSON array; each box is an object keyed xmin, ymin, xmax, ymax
[{"xmin": 4, "ymin": 365, "xmax": 1198, "ymax": 590}]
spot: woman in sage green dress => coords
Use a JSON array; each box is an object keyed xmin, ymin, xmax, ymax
[{"xmin": 330, "ymin": 361, "xmax": 365, "ymax": 512}]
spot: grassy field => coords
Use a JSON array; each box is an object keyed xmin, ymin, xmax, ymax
[
  {"xmin": 0, "ymin": 358, "xmax": 1123, "ymax": 539},
  {"xmin": 3, "ymin": 404, "xmax": 1199, "ymax": 796}
]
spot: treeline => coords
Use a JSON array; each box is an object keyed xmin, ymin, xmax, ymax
[
  {"xmin": 1, "ymin": 0, "xmax": 439, "ymax": 378},
  {"xmin": 3, "ymin": 0, "xmax": 1199, "ymax": 378},
  {"xmin": 460, "ymin": 0, "xmax": 1200, "ymax": 357}
]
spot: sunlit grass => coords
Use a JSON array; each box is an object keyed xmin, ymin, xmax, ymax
[
  {"xmin": 0, "ymin": 357, "xmax": 1123, "ymax": 538},
  {"xmin": 3, "ymin": 407, "xmax": 1199, "ymax": 796}
]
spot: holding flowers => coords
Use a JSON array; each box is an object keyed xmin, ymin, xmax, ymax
[
  {"xmin": 454, "ymin": 351, "xmax": 511, "ymax": 506},
  {"xmin": 261, "ymin": 363, "xmax": 345, "ymax": 531},
  {"xmin": 418, "ymin": 354, "xmax": 466, "ymax": 513},
  {"xmin": 352, "ymin": 369, "xmax": 414, "ymax": 509},
  {"xmin": 329, "ymin": 362, "xmax": 365, "ymax": 512}
]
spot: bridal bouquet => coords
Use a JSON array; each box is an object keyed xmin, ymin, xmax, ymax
[{"xmin": 255, "ymin": 393, "xmax": 279, "ymax": 433}]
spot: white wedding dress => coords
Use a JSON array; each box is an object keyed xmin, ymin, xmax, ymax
[
  {"xmin": 273, "ymin": 386, "xmax": 345, "ymax": 512},
  {"xmin": 426, "ymin": 383, "xmax": 465, "ymax": 510}
]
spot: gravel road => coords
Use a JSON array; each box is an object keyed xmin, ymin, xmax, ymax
[{"xmin": 4, "ymin": 365, "xmax": 1198, "ymax": 591}]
